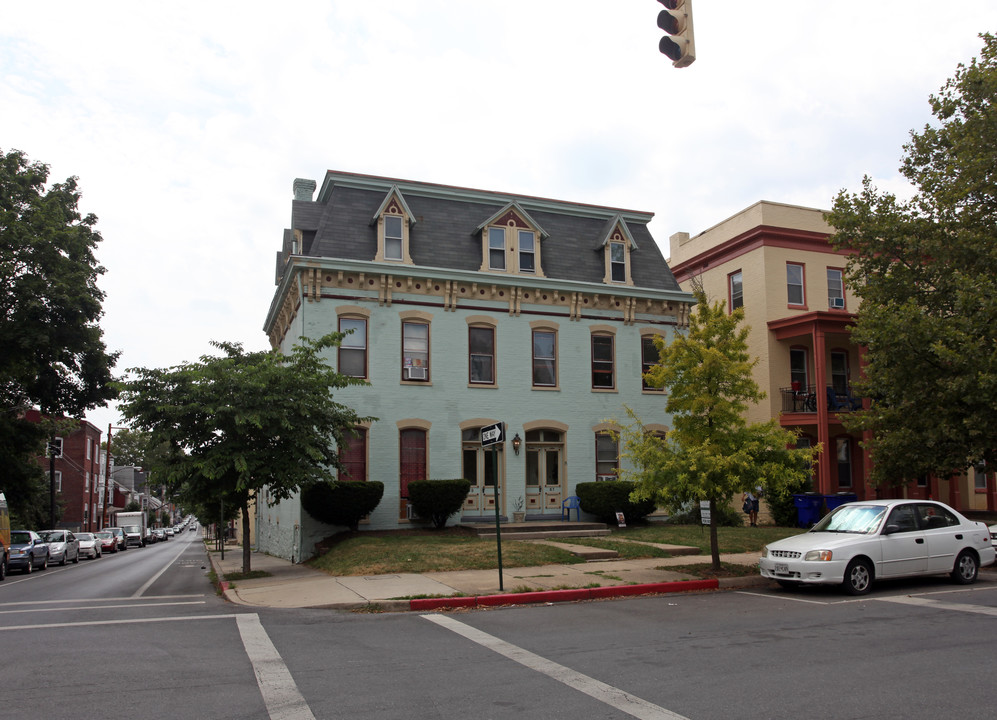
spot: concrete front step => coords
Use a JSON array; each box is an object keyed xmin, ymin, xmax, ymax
[
  {"xmin": 473, "ymin": 529, "xmax": 611, "ymax": 541},
  {"xmin": 461, "ymin": 521, "xmax": 608, "ymax": 537}
]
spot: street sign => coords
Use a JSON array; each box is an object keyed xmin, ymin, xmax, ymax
[{"xmin": 480, "ymin": 422, "xmax": 504, "ymax": 446}]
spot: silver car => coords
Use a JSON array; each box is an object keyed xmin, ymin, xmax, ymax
[
  {"xmin": 759, "ymin": 499, "xmax": 995, "ymax": 595},
  {"xmin": 76, "ymin": 532, "xmax": 101, "ymax": 559},
  {"xmin": 38, "ymin": 530, "xmax": 80, "ymax": 566}
]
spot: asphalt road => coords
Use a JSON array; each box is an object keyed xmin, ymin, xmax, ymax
[{"xmin": 2, "ymin": 534, "xmax": 996, "ymax": 720}]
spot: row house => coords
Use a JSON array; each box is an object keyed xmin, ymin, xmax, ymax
[
  {"xmin": 668, "ymin": 201, "xmax": 996, "ymax": 514},
  {"xmin": 258, "ymin": 171, "xmax": 694, "ymax": 562},
  {"xmin": 25, "ymin": 409, "xmax": 104, "ymax": 531}
]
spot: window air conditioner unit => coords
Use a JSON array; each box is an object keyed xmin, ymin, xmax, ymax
[
  {"xmin": 404, "ymin": 366, "xmax": 427, "ymax": 380},
  {"xmin": 830, "ymin": 297, "xmax": 845, "ymax": 309}
]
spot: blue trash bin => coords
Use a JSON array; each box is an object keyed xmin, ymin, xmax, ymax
[
  {"xmin": 793, "ymin": 493, "xmax": 823, "ymax": 527},
  {"xmin": 824, "ymin": 493, "xmax": 857, "ymax": 512}
]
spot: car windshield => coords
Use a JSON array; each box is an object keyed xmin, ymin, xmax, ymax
[
  {"xmin": 39, "ymin": 531, "xmax": 64, "ymax": 542},
  {"xmin": 11, "ymin": 531, "xmax": 32, "ymax": 544},
  {"xmin": 96, "ymin": 532, "xmax": 111, "ymax": 538},
  {"xmin": 121, "ymin": 526, "xmax": 139, "ymax": 533},
  {"xmin": 77, "ymin": 533, "xmax": 94, "ymax": 541},
  {"xmin": 811, "ymin": 504, "xmax": 887, "ymax": 534}
]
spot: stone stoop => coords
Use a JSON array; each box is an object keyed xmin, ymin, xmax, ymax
[{"xmin": 462, "ymin": 521, "xmax": 610, "ymax": 542}]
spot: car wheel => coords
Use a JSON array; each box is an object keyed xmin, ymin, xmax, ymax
[
  {"xmin": 843, "ymin": 558, "xmax": 873, "ymax": 595},
  {"xmin": 0, "ymin": 558, "xmax": 5, "ymax": 581},
  {"xmin": 24, "ymin": 556, "xmax": 33, "ymax": 574},
  {"xmin": 40, "ymin": 554, "xmax": 48, "ymax": 570},
  {"xmin": 951, "ymin": 550, "xmax": 979, "ymax": 585},
  {"xmin": 776, "ymin": 580, "xmax": 800, "ymax": 590},
  {"xmin": 72, "ymin": 551, "xmax": 79, "ymax": 564}
]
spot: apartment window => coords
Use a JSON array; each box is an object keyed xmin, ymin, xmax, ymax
[
  {"xmin": 339, "ymin": 428, "xmax": 367, "ymax": 482},
  {"xmin": 591, "ymin": 335, "xmax": 615, "ymax": 389},
  {"xmin": 595, "ymin": 433, "xmax": 618, "ymax": 480},
  {"xmin": 384, "ymin": 216, "xmax": 403, "ymax": 261},
  {"xmin": 729, "ymin": 270, "xmax": 743, "ymax": 310},
  {"xmin": 86, "ymin": 438, "xmax": 92, "ymax": 460},
  {"xmin": 518, "ymin": 230, "xmax": 536, "ymax": 273},
  {"xmin": 787, "ymin": 263, "xmax": 805, "ymax": 306},
  {"xmin": 827, "ymin": 268, "xmax": 845, "ymax": 309},
  {"xmin": 974, "ymin": 464, "xmax": 987, "ymax": 491},
  {"xmin": 85, "ymin": 471, "xmax": 90, "ymax": 492},
  {"xmin": 830, "ymin": 351, "xmax": 849, "ymax": 395},
  {"xmin": 532, "ymin": 330, "xmax": 557, "ymax": 387},
  {"xmin": 790, "ymin": 347, "xmax": 809, "ymax": 389},
  {"xmin": 641, "ymin": 335, "xmax": 663, "ymax": 391},
  {"xmin": 54, "ymin": 470, "xmax": 62, "ymax": 493},
  {"xmin": 488, "ymin": 227, "xmax": 506, "ymax": 270},
  {"xmin": 836, "ymin": 437, "xmax": 852, "ymax": 488},
  {"xmin": 338, "ymin": 317, "xmax": 367, "ymax": 378},
  {"xmin": 469, "ymin": 326, "xmax": 495, "ymax": 384},
  {"xmin": 610, "ymin": 241, "xmax": 626, "ymax": 283},
  {"xmin": 402, "ymin": 322, "xmax": 430, "ymax": 381}
]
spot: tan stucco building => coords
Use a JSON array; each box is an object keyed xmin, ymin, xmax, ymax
[{"xmin": 668, "ymin": 201, "xmax": 995, "ymax": 515}]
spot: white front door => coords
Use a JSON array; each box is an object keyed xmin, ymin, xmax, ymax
[
  {"xmin": 524, "ymin": 429, "xmax": 564, "ymax": 516},
  {"xmin": 462, "ymin": 431, "xmax": 504, "ymax": 518}
]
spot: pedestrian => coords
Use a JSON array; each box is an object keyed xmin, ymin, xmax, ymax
[{"xmin": 742, "ymin": 486, "xmax": 762, "ymax": 527}]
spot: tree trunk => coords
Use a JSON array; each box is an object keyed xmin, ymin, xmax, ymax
[
  {"xmin": 241, "ymin": 494, "xmax": 252, "ymax": 574},
  {"xmin": 709, "ymin": 498, "xmax": 721, "ymax": 571}
]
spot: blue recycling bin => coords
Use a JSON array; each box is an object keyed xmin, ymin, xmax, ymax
[
  {"xmin": 793, "ymin": 493, "xmax": 823, "ymax": 527},
  {"xmin": 824, "ymin": 493, "xmax": 857, "ymax": 511}
]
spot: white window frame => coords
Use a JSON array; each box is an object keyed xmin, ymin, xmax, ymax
[
  {"xmin": 402, "ymin": 321, "xmax": 430, "ymax": 382},
  {"xmin": 488, "ymin": 227, "xmax": 506, "ymax": 270},
  {"xmin": 384, "ymin": 215, "xmax": 404, "ymax": 261},
  {"xmin": 787, "ymin": 263, "xmax": 806, "ymax": 306},
  {"xmin": 518, "ymin": 230, "xmax": 536, "ymax": 273}
]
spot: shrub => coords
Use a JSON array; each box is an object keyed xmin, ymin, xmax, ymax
[
  {"xmin": 766, "ymin": 476, "xmax": 812, "ymax": 527},
  {"xmin": 575, "ymin": 481, "xmax": 658, "ymax": 524},
  {"xmin": 407, "ymin": 479, "xmax": 471, "ymax": 529},
  {"xmin": 301, "ymin": 480, "xmax": 385, "ymax": 532}
]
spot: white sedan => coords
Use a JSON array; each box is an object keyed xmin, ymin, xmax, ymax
[{"xmin": 759, "ymin": 499, "xmax": 995, "ymax": 595}]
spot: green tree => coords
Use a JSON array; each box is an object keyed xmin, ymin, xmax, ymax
[
  {"xmin": 618, "ymin": 292, "xmax": 815, "ymax": 570},
  {"xmin": 117, "ymin": 333, "xmax": 374, "ymax": 572},
  {"xmin": 827, "ymin": 34, "xmax": 997, "ymax": 486},
  {"xmin": 0, "ymin": 149, "xmax": 119, "ymax": 523}
]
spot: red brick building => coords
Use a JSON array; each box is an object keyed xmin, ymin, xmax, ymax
[{"xmin": 26, "ymin": 410, "xmax": 104, "ymax": 531}]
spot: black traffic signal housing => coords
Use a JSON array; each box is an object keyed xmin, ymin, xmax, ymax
[{"xmin": 657, "ymin": 0, "xmax": 696, "ymax": 68}]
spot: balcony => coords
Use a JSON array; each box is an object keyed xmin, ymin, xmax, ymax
[{"xmin": 780, "ymin": 385, "xmax": 863, "ymax": 414}]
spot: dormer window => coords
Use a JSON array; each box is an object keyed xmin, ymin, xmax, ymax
[
  {"xmin": 601, "ymin": 221, "xmax": 635, "ymax": 285},
  {"xmin": 384, "ymin": 215, "xmax": 403, "ymax": 261},
  {"xmin": 488, "ymin": 227, "xmax": 506, "ymax": 270},
  {"xmin": 610, "ymin": 241, "xmax": 626, "ymax": 282},
  {"xmin": 373, "ymin": 188, "xmax": 414, "ymax": 264},
  {"xmin": 477, "ymin": 203, "xmax": 546, "ymax": 277},
  {"xmin": 519, "ymin": 231, "xmax": 536, "ymax": 273}
]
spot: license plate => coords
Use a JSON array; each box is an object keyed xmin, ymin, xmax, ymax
[{"xmin": 775, "ymin": 563, "xmax": 789, "ymax": 574}]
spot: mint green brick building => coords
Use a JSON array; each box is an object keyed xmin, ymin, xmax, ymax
[{"xmin": 259, "ymin": 171, "xmax": 693, "ymax": 562}]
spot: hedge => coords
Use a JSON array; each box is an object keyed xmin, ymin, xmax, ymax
[
  {"xmin": 575, "ymin": 480, "xmax": 657, "ymax": 524},
  {"xmin": 407, "ymin": 479, "xmax": 472, "ymax": 529},
  {"xmin": 301, "ymin": 480, "xmax": 385, "ymax": 532}
]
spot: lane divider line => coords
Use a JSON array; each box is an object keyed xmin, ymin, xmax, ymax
[{"xmin": 236, "ymin": 613, "xmax": 317, "ymax": 720}]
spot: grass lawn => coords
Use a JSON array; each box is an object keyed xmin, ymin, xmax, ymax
[{"xmin": 307, "ymin": 524, "xmax": 803, "ymax": 576}]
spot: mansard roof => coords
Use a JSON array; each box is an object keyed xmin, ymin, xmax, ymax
[{"xmin": 281, "ymin": 170, "xmax": 681, "ymax": 292}]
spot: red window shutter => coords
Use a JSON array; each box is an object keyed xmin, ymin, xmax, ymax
[
  {"xmin": 339, "ymin": 429, "xmax": 366, "ymax": 482},
  {"xmin": 399, "ymin": 429, "xmax": 426, "ymax": 498}
]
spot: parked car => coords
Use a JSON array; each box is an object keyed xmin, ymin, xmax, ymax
[
  {"xmin": 104, "ymin": 527, "xmax": 127, "ymax": 550},
  {"xmin": 95, "ymin": 530, "xmax": 118, "ymax": 554},
  {"xmin": 38, "ymin": 529, "xmax": 80, "ymax": 565},
  {"xmin": 8, "ymin": 530, "xmax": 49, "ymax": 573},
  {"xmin": 759, "ymin": 499, "xmax": 996, "ymax": 595},
  {"xmin": 165, "ymin": 527, "xmax": 175, "ymax": 538},
  {"xmin": 76, "ymin": 532, "xmax": 101, "ymax": 559},
  {"xmin": 151, "ymin": 528, "xmax": 166, "ymax": 542}
]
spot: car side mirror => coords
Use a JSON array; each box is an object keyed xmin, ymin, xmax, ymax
[{"xmin": 883, "ymin": 524, "xmax": 900, "ymax": 535}]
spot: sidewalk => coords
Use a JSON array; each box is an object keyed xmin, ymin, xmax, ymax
[{"xmin": 205, "ymin": 543, "xmax": 770, "ymax": 612}]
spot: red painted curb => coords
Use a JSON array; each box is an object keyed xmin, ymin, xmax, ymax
[{"xmin": 409, "ymin": 578, "xmax": 720, "ymax": 611}]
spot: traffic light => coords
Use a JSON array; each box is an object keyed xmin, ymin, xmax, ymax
[{"xmin": 657, "ymin": 0, "xmax": 696, "ymax": 68}]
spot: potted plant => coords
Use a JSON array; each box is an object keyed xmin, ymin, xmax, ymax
[{"xmin": 512, "ymin": 496, "xmax": 526, "ymax": 523}]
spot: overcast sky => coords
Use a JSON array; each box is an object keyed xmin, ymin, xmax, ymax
[{"xmin": 2, "ymin": 1, "xmax": 992, "ymax": 433}]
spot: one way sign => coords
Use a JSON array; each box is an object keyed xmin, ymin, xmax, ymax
[{"xmin": 480, "ymin": 422, "xmax": 505, "ymax": 446}]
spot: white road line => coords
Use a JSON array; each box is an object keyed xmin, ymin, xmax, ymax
[
  {"xmin": 0, "ymin": 613, "xmax": 238, "ymax": 631},
  {"xmin": 876, "ymin": 595, "xmax": 997, "ymax": 617},
  {"xmin": 0, "ymin": 594, "xmax": 206, "ymax": 607},
  {"xmin": 0, "ymin": 601, "xmax": 205, "ymax": 615},
  {"xmin": 236, "ymin": 613, "xmax": 317, "ymax": 720},
  {"xmin": 422, "ymin": 614, "xmax": 689, "ymax": 720},
  {"xmin": 132, "ymin": 543, "xmax": 193, "ymax": 598}
]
